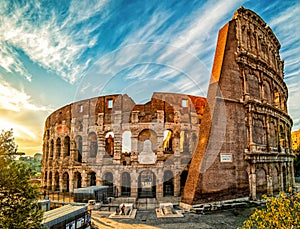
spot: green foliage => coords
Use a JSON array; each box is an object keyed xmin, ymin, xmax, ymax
[
  {"xmin": 0, "ymin": 129, "xmax": 18, "ymax": 156},
  {"xmin": 0, "ymin": 129, "xmax": 43, "ymax": 229},
  {"xmin": 239, "ymin": 192, "xmax": 300, "ymax": 229}
]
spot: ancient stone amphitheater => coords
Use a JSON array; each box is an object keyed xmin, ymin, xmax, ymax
[{"xmin": 41, "ymin": 7, "xmax": 295, "ymax": 206}]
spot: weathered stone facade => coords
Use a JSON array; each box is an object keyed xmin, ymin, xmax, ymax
[
  {"xmin": 182, "ymin": 7, "xmax": 294, "ymax": 205},
  {"xmin": 41, "ymin": 93, "xmax": 206, "ymax": 198},
  {"xmin": 42, "ymin": 7, "xmax": 295, "ymax": 204}
]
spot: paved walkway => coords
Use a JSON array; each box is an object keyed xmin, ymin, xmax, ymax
[{"xmin": 91, "ymin": 208, "xmax": 253, "ymax": 229}]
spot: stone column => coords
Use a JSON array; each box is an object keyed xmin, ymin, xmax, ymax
[
  {"xmin": 249, "ymin": 164, "xmax": 256, "ymax": 200},
  {"xmin": 279, "ymin": 164, "xmax": 284, "ymax": 191},
  {"xmin": 82, "ymin": 171, "xmax": 88, "ymax": 187},
  {"xmin": 59, "ymin": 173, "xmax": 63, "ymax": 192},
  {"xmin": 156, "ymin": 169, "xmax": 163, "ymax": 198},
  {"xmin": 131, "ymin": 172, "xmax": 138, "ymax": 198},
  {"xmin": 173, "ymin": 173, "xmax": 181, "ymax": 197},
  {"xmin": 69, "ymin": 172, "xmax": 74, "ymax": 193}
]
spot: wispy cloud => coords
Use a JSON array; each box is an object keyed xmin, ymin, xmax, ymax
[
  {"xmin": 0, "ymin": 0, "xmax": 107, "ymax": 83},
  {"xmin": 0, "ymin": 78, "xmax": 51, "ymax": 112}
]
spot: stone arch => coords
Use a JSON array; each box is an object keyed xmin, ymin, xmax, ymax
[
  {"xmin": 103, "ymin": 172, "xmax": 114, "ymax": 197},
  {"xmin": 163, "ymin": 130, "xmax": 173, "ymax": 153},
  {"xmin": 88, "ymin": 171, "xmax": 96, "ymax": 186},
  {"xmin": 74, "ymin": 135, "xmax": 82, "ymax": 162},
  {"xmin": 256, "ymin": 167, "xmax": 267, "ymax": 197},
  {"xmin": 274, "ymin": 88, "xmax": 281, "ymax": 108},
  {"xmin": 62, "ymin": 172, "xmax": 69, "ymax": 192},
  {"xmin": 64, "ymin": 136, "xmax": 70, "ymax": 157},
  {"xmin": 88, "ymin": 132, "xmax": 98, "ymax": 158},
  {"xmin": 138, "ymin": 129, "xmax": 157, "ymax": 152},
  {"xmin": 122, "ymin": 131, "xmax": 131, "ymax": 154},
  {"xmin": 279, "ymin": 124, "xmax": 286, "ymax": 149},
  {"xmin": 247, "ymin": 73, "xmax": 260, "ymax": 100},
  {"xmin": 252, "ymin": 118, "xmax": 265, "ymax": 145},
  {"xmin": 163, "ymin": 170, "xmax": 174, "ymax": 197},
  {"xmin": 54, "ymin": 172, "xmax": 60, "ymax": 191},
  {"xmin": 105, "ymin": 131, "xmax": 114, "ymax": 156},
  {"xmin": 44, "ymin": 142, "xmax": 49, "ymax": 162},
  {"xmin": 50, "ymin": 139, "xmax": 54, "ymax": 159},
  {"xmin": 272, "ymin": 166, "xmax": 280, "ymax": 193},
  {"xmin": 74, "ymin": 171, "xmax": 82, "ymax": 189},
  {"xmin": 56, "ymin": 137, "xmax": 61, "ymax": 159},
  {"xmin": 121, "ymin": 172, "xmax": 131, "ymax": 197},
  {"xmin": 263, "ymin": 80, "xmax": 272, "ymax": 103},
  {"xmin": 138, "ymin": 170, "xmax": 156, "ymax": 198},
  {"xmin": 180, "ymin": 130, "xmax": 190, "ymax": 153}
]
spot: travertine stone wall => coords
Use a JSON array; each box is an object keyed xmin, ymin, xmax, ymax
[
  {"xmin": 41, "ymin": 93, "xmax": 206, "ymax": 198},
  {"xmin": 182, "ymin": 7, "xmax": 294, "ymax": 205}
]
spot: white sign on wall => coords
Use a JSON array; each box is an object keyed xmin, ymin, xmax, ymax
[{"xmin": 220, "ymin": 153, "xmax": 232, "ymax": 162}]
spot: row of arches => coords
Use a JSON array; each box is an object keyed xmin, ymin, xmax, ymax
[
  {"xmin": 246, "ymin": 73, "xmax": 286, "ymax": 111},
  {"xmin": 44, "ymin": 128, "xmax": 197, "ymax": 162},
  {"xmin": 43, "ymin": 170, "xmax": 189, "ymax": 198}
]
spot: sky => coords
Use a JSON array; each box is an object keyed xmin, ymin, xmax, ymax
[{"xmin": 0, "ymin": 0, "xmax": 299, "ymax": 156}]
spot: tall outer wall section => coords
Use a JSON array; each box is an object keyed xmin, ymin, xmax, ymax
[{"xmin": 182, "ymin": 7, "xmax": 294, "ymax": 205}]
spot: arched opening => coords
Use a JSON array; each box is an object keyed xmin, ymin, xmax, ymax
[
  {"xmin": 50, "ymin": 139, "xmax": 54, "ymax": 159},
  {"xmin": 280, "ymin": 125, "xmax": 286, "ymax": 150},
  {"xmin": 45, "ymin": 142, "xmax": 49, "ymax": 162},
  {"xmin": 75, "ymin": 135, "xmax": 82, "ymax": 162},
  {"xmin": 263, "ymin": 81, "xmax": 271, "ymax": 103},
  {"xmin": 163, "ymin": 130, "xmax": 173, "ymax": 153},
  {"xmin": 180, "ymin": 170, "xmax": 188, "ymax": 196},
  {"xmin": 121, "ymin": 172, "xmax": 131, "ymax": 197},
  {"xmin": 253, "ymin": 118, "xmax": 265, "ymax": 145},
  {"xmin": 54, "ymin": 172, "xmax": 60, "ymax": 191},
  {"xmin": 163, "ymin": 170, "xmax": 174, "ymax": 196},
  {"xmin": 138, "ymin": 170, "xmax": 156, "ymax": 198},
  {"xmin": 247, "ymin": 74, "xmax": 260, "ymax": 100},
  {"xmin": 44, "ymin": 172, "xmax": 47, "ymax": 189},
  {"xmin": 105, "ymin": 132, "xmax": 114, "ymax": 156},
  {"xmin": 64, "ymin": 136, "xmax": 70, "ymax": 157},
  {"xmin": 74, "ymin": 172, "xmax": 82, "ymax": 189},
  {"xmin": 122, "ymin": 131, "xmax": 131, "ymax": 154},
  {"xmin": 89, "ymin": 171, "xmax": 96, "ymax": 186},
  {"xmin": 138, "ymin": 129, "xmax": 157, "ymax": 153},
  {"xmin": 103, "ymin": 172, "xmax": 114, "ymax": 197},
  {"xmin": 48, "ymin": 172, "xmax": 52, "ymax": 190},
  {"xmin": 56, "ymin": 138, "xmax": 61, "ymax": 159},
  {"xmin": 272, "ymin": 167, "xmax": 280, "ymax": 193},
  {"xmin": 89, "ymin": 132, "xmax": 98, "ymax": 158},
  {"xmin": 62, "ymin": 172, "xmax": 69, "ymax": 192},
  {"xmin": 256, "ymin": 168, "xmax": 267, "ymax": 198}
]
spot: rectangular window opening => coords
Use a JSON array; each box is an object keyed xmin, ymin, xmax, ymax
[{"xmin": 108, "ymin": 99, "xmax": 113, "ymax": 108}]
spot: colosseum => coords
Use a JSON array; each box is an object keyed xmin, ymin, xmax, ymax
[{"xmin": 41, "ymin": 7, "xmax": 295, "ymax": 206}]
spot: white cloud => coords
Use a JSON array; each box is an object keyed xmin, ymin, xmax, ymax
[
  {"xmin": 0, "ymin": 0, "xmax": 107, "ymax": 83},
  {"xmin": 0, "ymin": 79, "xmax": 51, "ymax": 112}
]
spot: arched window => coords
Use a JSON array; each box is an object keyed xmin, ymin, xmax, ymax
[
  {"xmin": 62, "ymin": 172, "xmax": 69, "ymax": 192},
  {"xmin": 54, "ymin": 172, "xmax": 60, "ymax": 191},
  {"xmin": 64, "ymin": 136, "xmax": 70, "ymax": 157},
  {"xmin": 103, "ymin": 172, "xmax": 114, "ymax": 197},
  {"xmin": 74, "ymin": 172, "xmax": 82, "ymax": 189},
  {"xmin": 121, "ymin": 172, "xmax": 131, "ymax": 197},
  {"xmin": 180, "ymin": 131, "xmax": 189, "ymax": 153},
  {"xmin": 247, "ymin": 74, "xmax": 260, "ymax": 100},
  {"xmin": 89, "ymin": 172, "xmax": 96, "ymax": 186},
  {"xmin": 163, "ymin": 130, "xmax": 173, "ymax": 153},
  {"xmin": 48, "ymin": 172, "xmax": 52, "ymax": 190},
  {"xmin": 274, "ymin": 90, "xmax": 280, "ymax": 107},
  {"xmin": 105, "ymin": 132, "xmax": 114, "ymax": 156},
  {"xmin": 122, "ymin": 131, "xmax": 131, "ymax": 154},
  {"xmin": 138, "ymin": 129, "xmax": 157, "ymax": 153},
  {"xmin": 253, "ymin": 118, "xmax": 265, "ymax": 145},
  {"xmin": 56, "ymin": 138, "xmax": 61, "ymax": 158},
  {"xmin": 50, "ymin": 140, "xmax": 54, "ymax": 158},
  {"xmin": 75, "ymin": 135, "xmax": 82, "ymax": 162},
  {"xmin": 89, "ymin": 132, "xmax": 98, "ymax": 158},
  {"xmin": 163, "ymin": 170, "xmax": 174, "ymax": 197}
]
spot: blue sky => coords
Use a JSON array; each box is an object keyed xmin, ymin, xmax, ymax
[{"xmin": 0, "ymin": 0, "xmax": 299, "ymax": 155}]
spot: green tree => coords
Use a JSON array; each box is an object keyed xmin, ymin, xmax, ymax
[
  {"xmin": 0, "ymin": 129, "xmax": 43, "ymax": 229},
  {"xmin": 239, "ymin": 192, "xmax": 300, "ymax": 229}
]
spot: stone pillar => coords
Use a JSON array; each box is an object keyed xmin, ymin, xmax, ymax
[
  {"xmin": 173, "ymin": 136, "xmax": 180, "ymax": 157},
  {"xmin": 249, "ymin": 164, "xmax": 256, "ymax": 200},
  {"xmin": 69, "ymin": 173, "xmax": 74, "ymax": 193},
  {"xmin": 174, "ymin": 173, "xmax": 181, "ymax": 197},
  {"xmin": 267, "ymin": 175, "xmax": 273, "ymax": 195},
  {"xmin": 114, "ymin": 170, "xmax": 121, "ymax": 197},
  {"xmin": 82, "ymin": 171, "xmax": 88, "ymax": 187},
  {"xmin": 279, "ymin": 164, "xmax": 284, "ymax": 191},
  {"xmin": 156, "ymin": 170, "xmax": 163, "ymax": 198},
  {"xmin": 59, "ymin": 173, "xmax": 63, "ymax": 192},
  {"xmin": 131, "ymin": 172, "xmax": 138, "ymax": 198},
  {"xmin": 96, "ymin": 170, "xmax": 102, "ymax": 186}
]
